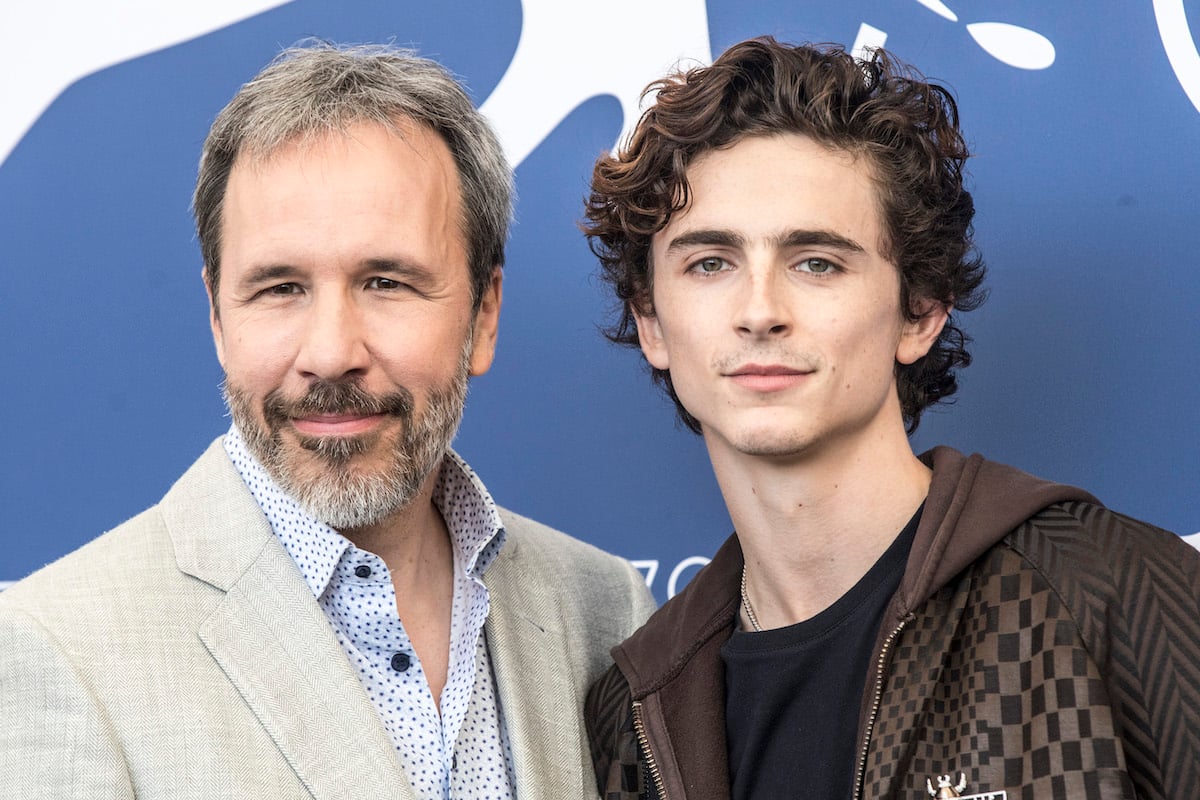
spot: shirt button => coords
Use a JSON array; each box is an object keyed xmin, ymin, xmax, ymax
[
  {"xmin": 391, "ymin": 652, "xmax": 411, "ymax": 672},
  {"xmin": 452, "ymin": 753, "xmax": 458, "ymax": 770},
  {"xmin": 354, "ymin": 565, "xmax": 372, "ymax": 578}
]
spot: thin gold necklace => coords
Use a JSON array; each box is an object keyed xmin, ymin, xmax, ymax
[{"xmin": 739, "ymin": 565, "xmax": 764, "ymax": 632}]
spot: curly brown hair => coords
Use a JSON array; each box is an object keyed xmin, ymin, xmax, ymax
[{"xmin": 583, "ymin": 37, "xmax": 986, "ymax": 434}]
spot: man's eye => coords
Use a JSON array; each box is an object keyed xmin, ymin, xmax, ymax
[
  {"xmin": 367, "ymin": 277, "xmax": 404, "ymax": 290},
  {"xmin": 689, "ymin": 256, "xmax": 729, "ymax": 274},
  {"xmin": 796, "ymin": 258, "xmax": 836, "ymax": 275},
  {"xmin": 267, "ymin": 283, "xmax": 301, "ymax": 295}
]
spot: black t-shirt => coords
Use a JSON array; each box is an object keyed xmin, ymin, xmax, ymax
[{"xmin": 722, "ymin": 506, "xmax": 921, "ymax": 800}]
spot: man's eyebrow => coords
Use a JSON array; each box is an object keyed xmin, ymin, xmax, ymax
[
  {"xmin": 361, "ymin": 257, "xmax": 435, "ymax": 279},
  {"xmin": 663, "ymin": 228, "xmax": 867, "ymax": 255},
  {"xmin": 775, "ymin": 229, "xmax": 866, "ymax": 253},
  {"xmin": 663, "ymin": 229, "xmax": 746, "ymax": 254},
  {"xmin": 239, "ymin": 259, "xmax": 436, "ymax": 286},
  {"xmin": 241, "ymin": 264, "xmax": 301, "ymax": 286}
]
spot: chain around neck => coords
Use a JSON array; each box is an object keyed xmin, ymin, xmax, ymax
[{"xmin": 740, "ymin": 565, "xmax": 764, "ymax": 632}]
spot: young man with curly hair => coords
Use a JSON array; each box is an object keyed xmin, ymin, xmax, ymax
[{"xmin": 583, "ymin": 38, "xmax": 1200, "ymax": 800}]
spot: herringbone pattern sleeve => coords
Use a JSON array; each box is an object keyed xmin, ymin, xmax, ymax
[{"xmin": 0, "ymin": 607, "xmax": 134, "ymax": 797}]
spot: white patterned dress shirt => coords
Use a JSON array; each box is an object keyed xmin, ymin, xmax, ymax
[{"xmin": 224, "ymin": 427, "xmax": 515, "ymax": 800}]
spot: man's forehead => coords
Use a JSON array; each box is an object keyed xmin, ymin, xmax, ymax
[
  {"xmin": 216, "ymin": 117, "xmax": 470, "ymax": 279},
  {"xmin": 229, "ymin": 116, "xmax": 445, "ymax": 176}
]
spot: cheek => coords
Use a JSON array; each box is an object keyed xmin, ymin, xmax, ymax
[
  {"xmin": 220, "ymin": 326, "xmax": 296, "ymax": 388},
  {"xmin": 370, "ymin": 321, "xmax": 470, "ymax": 381},
  {"xmin": 658, "ymin": 319, "xmax": 714, "ymax": 370},
  {"xmin": 828, "ymin": 313, "xmax": 905, "ymax": 381}
]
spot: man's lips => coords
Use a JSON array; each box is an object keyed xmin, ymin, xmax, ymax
[
  {"xmin": 725, "ymin": 364, "xmax": 813, "ymax": 392},
  {"xmin": 290, "ymin": 412, "xmax": 388, "ymax": 437}
]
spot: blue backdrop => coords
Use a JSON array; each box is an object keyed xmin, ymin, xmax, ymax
[{"xmin": 3, "ymin": 0, "xmax": 1198, "ymax": 601}]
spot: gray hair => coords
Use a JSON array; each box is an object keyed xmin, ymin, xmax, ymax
[{"xmin": 194, "ymin": 42, "xmax": 512, "ymax": 311}]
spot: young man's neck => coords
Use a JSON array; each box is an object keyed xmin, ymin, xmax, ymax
[{"xmin": 708, "ymin": 424, "xmax": 930, "ymax": 628}]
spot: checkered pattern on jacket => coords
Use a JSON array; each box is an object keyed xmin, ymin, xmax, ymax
[{"xmin": 587, "ymin": 502, "xmax": 1200, "ymax": 800}]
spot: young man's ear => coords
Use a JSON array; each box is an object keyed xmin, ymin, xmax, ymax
[
  {"xmin": 896, "ymin": 299, "xmax": 949, "ymax": 365},
  {"xmin": 631, "ymin": 301, "xmax": 670, "ymax": 371},
  {"xmin": 204, "ymin": 268, "xmax": 226, "ymax": 369}
]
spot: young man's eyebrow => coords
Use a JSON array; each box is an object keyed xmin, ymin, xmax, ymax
[
  {"xmin": 663, "ymin": 229, "xmax": 746, "ymax": 254},
  {"xmin": 775, "ymin": 229, "xmax": 866, "ymax": 253},
  {"xmin": 663, "ymin": 228, "xmax": 867, "ymax": 255}
]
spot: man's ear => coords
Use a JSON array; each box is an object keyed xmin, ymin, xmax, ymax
[
  {"xmin": 897, "ymin": 298, "xmax": 949, "ymax": 365},
  {"xmin": 204, "ymin": 268, "xmax": 226, "ymax": 369},
  {"xmin": 632, "ymin": 302, "xmax": 670, "ymax": 371},
  {"xmin": 468, "ymin": 267, "xmax": 503, "ymax": 376}
]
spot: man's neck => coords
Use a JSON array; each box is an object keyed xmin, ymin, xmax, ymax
[
  {"xmin": 341, "ymin": 471, "xmax": 451, "ymax": 576},
  {"xmin": 340, "ymin": 471, "xmax": 456, "ymax": 711},
  {"xmin": 709, "ymin": 427, "xmax": 930, "ymax": 629}
]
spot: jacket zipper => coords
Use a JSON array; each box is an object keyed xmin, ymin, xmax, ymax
[
  {"xmin": 853, "ymin": 617, "xmax": 909, "ymax": 800},
  {"xmin": 632, "ymin": 700, "xmax": 668, "ymax": 800}
]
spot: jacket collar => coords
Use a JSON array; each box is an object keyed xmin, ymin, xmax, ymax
[
  {"xmin": 899, "ymin": 447, "xmax": 1098, "ymax": 616},
  {"xmin": 164, "ymin": 440, "xmax": 593, "ymax": 800},
  {"xmin": 163, "ymin": 438, "xmax": 417, "ymax": 800},
  {"xmin": 613, "ymin": 533, "xmax": 741, "ymax": 699}
]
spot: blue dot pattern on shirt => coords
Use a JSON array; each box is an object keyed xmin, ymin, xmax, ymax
[{"xmin": 224, "ymin": 427, "xmax": 515, "ymax": 800}]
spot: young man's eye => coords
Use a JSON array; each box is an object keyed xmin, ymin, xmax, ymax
[
  {"xmin": 796, "ymin": 258, "xmax": 836, "ymax": 274},
  {"xmin": 366, "ymin": 276, "xmax": 404, "ymax": 290},
  {"xmin": 689, "ymin": 256, "xmax": 729, "ymax": 274}
]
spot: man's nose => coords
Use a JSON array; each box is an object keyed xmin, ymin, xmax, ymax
[
  {"xmin": 293, "ymin": 292, "xmax": 370, "ymax": 381},
  {"xmin": 735, "ymin": 266, "xmax": 792, "ymax": 339}
]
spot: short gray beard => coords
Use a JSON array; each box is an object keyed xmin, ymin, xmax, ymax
[{"xmin": 225, "ymin": 342, "xmax": 471, "ymax": 530}]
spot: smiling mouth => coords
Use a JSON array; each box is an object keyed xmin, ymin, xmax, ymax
[
  {"xmin": 262, "ymin": 380, "xmax": 414, "ymax": 440},
  {"xmin": 726, "ymin": 364, "xmax": 813, "ymax": 392},
  {"xmin": 290, "ymin": 413, "xmax": 389, "ymax": 437}
]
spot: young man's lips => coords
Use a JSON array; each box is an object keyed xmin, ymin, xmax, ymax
[
  {"xmin": 726, "ymin": 364, "xmax": 812, "ymax": 392},
  {"xmin": 290, "ymin": 413, "xmax": 387, "ymax": 436}
]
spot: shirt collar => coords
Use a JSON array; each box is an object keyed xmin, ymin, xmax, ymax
[{"xmin": 222, "ymin": 425, "xmax": 507, "ymax": 597}]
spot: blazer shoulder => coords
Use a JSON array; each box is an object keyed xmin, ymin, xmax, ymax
[
  {"xmin": 499, "ymin": 506, "xmax": 642, "ymax": 578},
  {"xmin": 1, "ymin": 504, "xmax": 172, "ymax": 612},
  {"xmin": 2, "ymin": 437, "xmax": 241, "ymax": 613},
  {"xmin": 495, "ymin": 506, "xmax": 656, "ymax": 625}
]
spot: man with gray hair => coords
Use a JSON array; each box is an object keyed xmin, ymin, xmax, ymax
[{"xmin": 0, "ymin": 43, "xmax": 654, "ymax": 799}]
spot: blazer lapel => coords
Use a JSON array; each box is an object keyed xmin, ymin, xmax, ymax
[
  {"xmin": 164, "ymin": 440, "xmax": 416, "ymax": 800},
  {"xmin": 485, "ymin": 532, "xmax": 591, "ymax": 800}
]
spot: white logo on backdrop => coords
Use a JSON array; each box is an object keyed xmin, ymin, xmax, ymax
[
  {"xmin": 1154, "ymin": 0, "xmax": 1200, "ymax": 113},
  {"xmin": 480, "ymin": 0, "xmax": 711, "ymax": 166},
  {"xmin": 633, "ymin": 557, "xmax": 712, "ymax": 599},
  {"xmin": 483, "ymin": 0, "xmax": 1062, "ymax": 167},
  {"xmin": 1, "ymin": 0, "xmax": 1074, "ymax": 174},
  {"xmin": 869, "ymin": 0, "xmax": 1056, "ymax": 69},
  {"xmin": 0, "ymin": 0, "xmax": 291, "ymax": 167}
]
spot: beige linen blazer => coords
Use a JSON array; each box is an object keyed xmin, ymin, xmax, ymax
[{"xmin": 0, "ymin": 438, "xmax": 655, "ymax": 799}]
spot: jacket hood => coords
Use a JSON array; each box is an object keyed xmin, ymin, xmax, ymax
[
  {"xmin": 901, "ymin": 447, "xmax": 1098, "ymax": 614},
  {"xmin": 612, "ymin": 447, "xmax": 1098, "ymax": 697}
]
